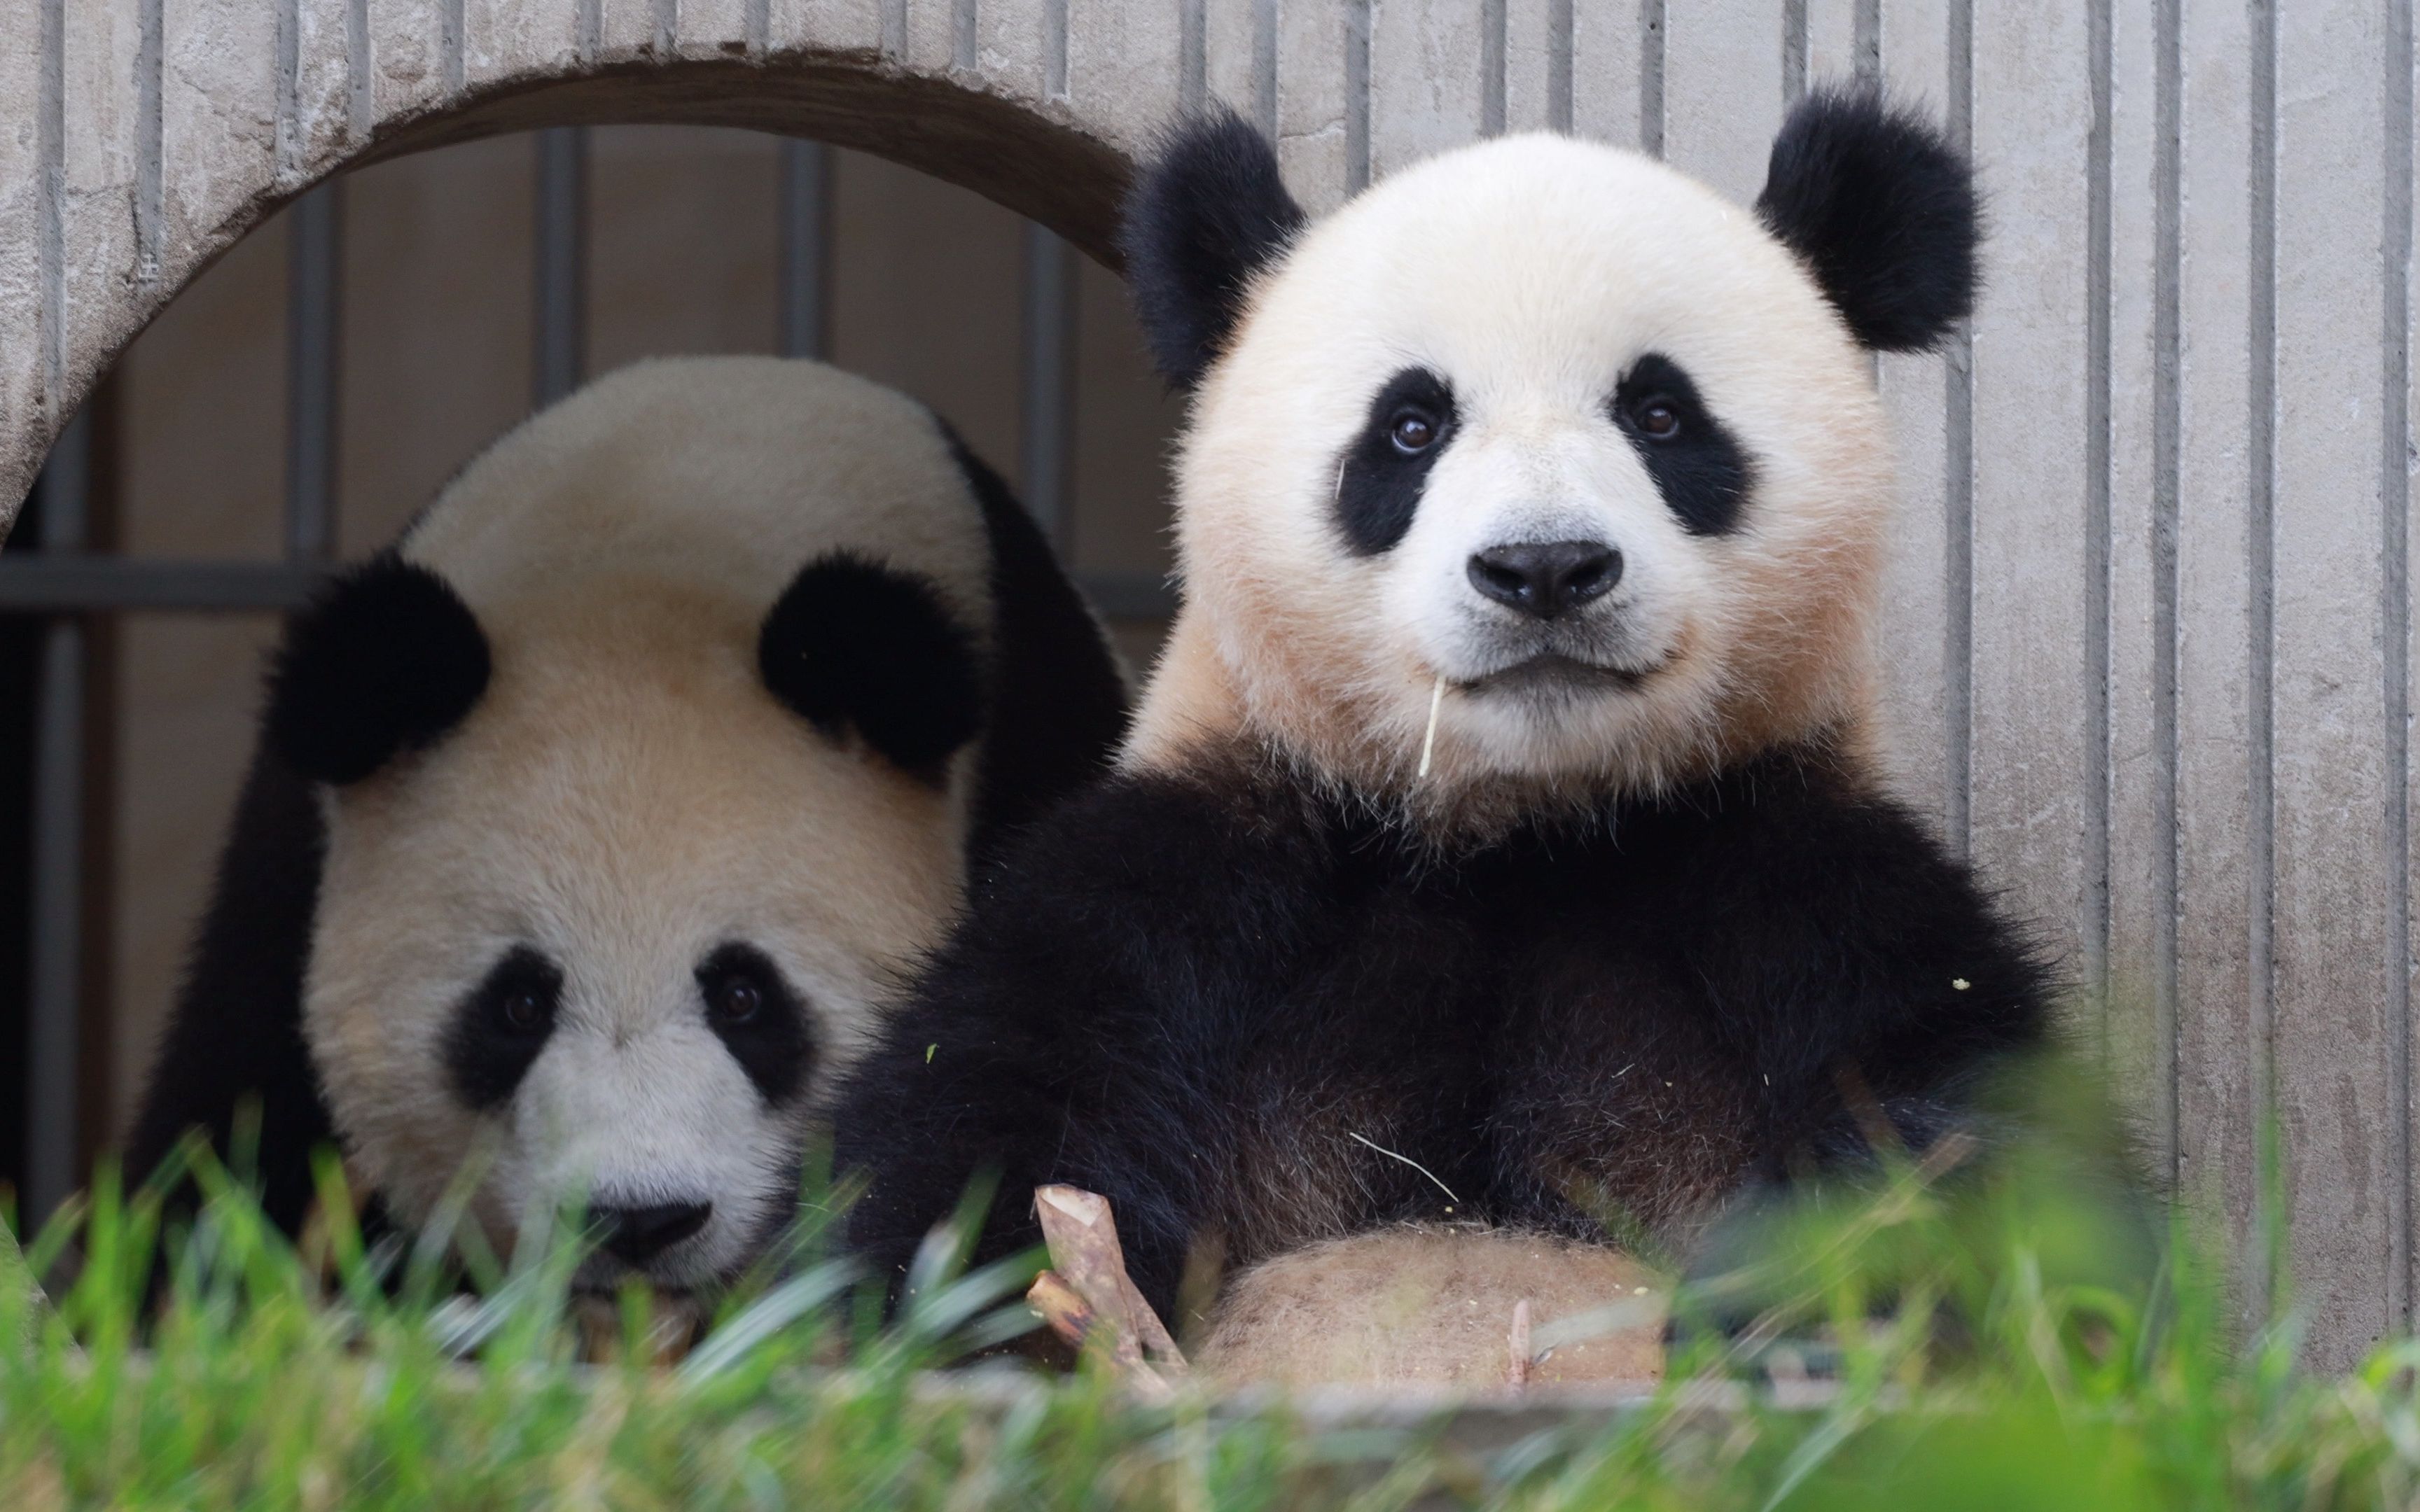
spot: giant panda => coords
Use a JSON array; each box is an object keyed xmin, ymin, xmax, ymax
[
  {"xmin": 831, "ymin": 90, "xmax": 2052, "ymax": 1386},
  {"xmin": 125, "ymin": 356, "xmax": 1127, "ymax": 1304}
]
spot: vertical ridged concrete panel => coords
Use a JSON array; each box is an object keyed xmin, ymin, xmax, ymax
[
  {"xmin": 461, "ymin": 0, "xmax": 579, "ymax": 90},
  {"xmin": 1275, "ymin": 0, "xmax": 1355, "ymax": 209},
  {"xmin": 1662, "ymin": 0, "xmax": 1783, "ymax": 199},
  {"xmin": 1871, "ymin": 0, "xmax": 1952, "ymax": 832},
  {"xmin": 5, "ymin": 0, "xmax": 2420, "ymax": 1367},
  {"xmin": 1067, "ymin": 0, "xmax": 1182, "ymax": 144},
  {"xmin": 0, "ymin": 0, "xmax": 39, "ymax": 476},
  {"xmin": 1503, "ymin": 0, "xmax": 1569, "ymax": 134},
  {"xmin": 1202, "ymin": 1, "xmax": 1277, "ymax": 134},
  {"xmin": 681, "ymin": 0, "xmax": 758, "ymax": 61},
  {"xmin": 368, "ymin": 0, "xmax": 456, "ymax": 122},
  {"xmin": 1967, "ymin": 0, "xmax": 2094, "ymax": 1018},
  {"xmin": 160, "ymin": 0, "xmax": 279, "ymax": 304},
  {"xmin": 982, "ymin": 0, "xmax": 1045, "ymax": 100},
  {"xmin": 1568, "ymin": 0, "xmax": 1646, "ymax": 149},
  {"xmin": 288, "ymin": 0, "xmax": 358, "ymax": 181},
  {"xmin": 1369, "ymin": 0, "xmax": 1491, "ymax": 178},
  {"xmin": 2102, "ymin": 0, "xmax": 2165, "ymax": 1193},
  {"xmin": 2169, "ymin": 0, "xmax": 2260, "ymax": 1339},
  {"xmin": 60, "ymin": 0, "xmax": 144, "ymax": 414},
  {"xmin": 2272, "ymin": 0, "xmax": 2402, "ymax": 1368}
]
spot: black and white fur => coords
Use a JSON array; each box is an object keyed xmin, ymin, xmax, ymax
[
  {"xmin": 126, "ymin": 357, "xmax": 1127, "ymax": 1298},
  {"xmin": 830, "ymin": 91, "xmax": 2045, "ymax": 1378}
]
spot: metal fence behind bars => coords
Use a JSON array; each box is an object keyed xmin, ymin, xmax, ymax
[{"xmin": 7, "ymin": 132, "xmax": 1173, "ymax": 1226}]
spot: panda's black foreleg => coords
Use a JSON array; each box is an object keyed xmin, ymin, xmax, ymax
[
  {"xmin": 123, "ymin": 744, "xmax": 336, "ymax": 1244},
  {"xmin": 1667, "ymin": 1089, "xmax": 2154, "ymax": 1371},
  {"xmin": 832, "ymin": 1028, "xmax": 1209, "ymax": 1333},
  {"xmin": 830, "ymin": 1032, "xmax": 1050, "ymax": 1310}
]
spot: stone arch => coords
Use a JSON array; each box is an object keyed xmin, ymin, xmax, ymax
[{"xmin": 0, "ymin": 3, "xmax": 1379, "ymax": 512}]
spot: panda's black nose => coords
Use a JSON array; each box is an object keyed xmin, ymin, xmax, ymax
[
  {"xmin": 594, "ymin": 1201, "xmax": 711, "ymax": 1265},
  {"xmin": 1468, "ymin": 540, "xmax": 1623, "ymax": 620}
]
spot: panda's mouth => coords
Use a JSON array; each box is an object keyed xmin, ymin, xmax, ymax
[{"xmin": 1454, "ymin": 653, "xmax": 1662, "ymax": 694}]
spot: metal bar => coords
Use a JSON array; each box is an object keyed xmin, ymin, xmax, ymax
[
  {"xmin": 776, "ymin": 139, "xmax": 833, "ymax": 361},
  {"xmin": 1018, "ymin": 222, "xmax": 1078, "ymax": 558},
  {"xmin": 0, "ymin": 559, "xmax": 322, "ymax": 613},
  {"xmin": 22, "ymin": 412, "xmax": 90, "ymax": 1227},
  {"xmin": 286, "ymin": 182, "xmax": 344, "ymax": 563},
  {"xmin": 533, "ymin": 127, "xmax": 590, "ymax": 409}
]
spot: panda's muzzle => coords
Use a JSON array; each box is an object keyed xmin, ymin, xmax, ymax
[
  {"xmin": 594, "ymin": 1200, "xmax": 712, "ymax": 1266},
  {"xmin": 1466, "ymin": 540, "xmax": 1622, "ymax": 620},
  {"xmin": 1456, "ymin": 653, "xmax": 1660, "ymax": 696}
]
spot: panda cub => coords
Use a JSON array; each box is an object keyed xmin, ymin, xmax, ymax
[
  {"xmin": 835, "ymin": 90, "xmax": 2050, "ymax": 1381},
  {"xmin": 127, "ymin": 357, "xmax": 1127, "ymax": 1303}
]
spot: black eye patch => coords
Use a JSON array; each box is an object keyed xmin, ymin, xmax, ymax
[
  {"xmin": 1611, "ymin": 354, "xmax": 1755, "ymax": 536},
  {"xmin": 695, "ymin": 942, "xmax": 814, "ymax": 1107},
  {"xmin": 1333, "ymin": 367, "xmax": 1457, "ymax": 555},
  {"xmin": 444, "ymin": 946, "xmax": 564, "ymax": 1112}
]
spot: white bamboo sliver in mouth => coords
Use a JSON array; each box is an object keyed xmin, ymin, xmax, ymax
[{"xmin": 1417, "ymin": 674, "xmax": 1446, "ymax": 780}]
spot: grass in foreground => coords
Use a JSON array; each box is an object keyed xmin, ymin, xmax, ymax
[{"xmin": 6, "ymin": 1109, "xmax": 2420, "ymax": 1509}]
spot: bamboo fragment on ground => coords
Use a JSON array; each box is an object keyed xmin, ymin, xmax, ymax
[
  {"xmin": 1505, "ymin": 1297, "xmax": 1534, "ymax": 1391},
  {"xmin": 1024, "ymin": 1184, "xmax": 1189, "ymax": 1399}
]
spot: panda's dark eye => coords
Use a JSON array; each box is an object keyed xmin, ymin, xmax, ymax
[
  {"xmin": 1613, "ymin": 354, "xmax": 1754, "ymax": 536},
  {"xmin": 695, "ymin": 943, "xmax": 814, "ymax": 1105},
  {"xmin": 500, "ymin": 988, "xmax": 546, "ymax": 1031},
  {"xmin": 709, "ymin": 977, "xmax": 761, "ymax": 1024},
  {"xmin": 445, "ymin": 946, "xmax": 564, "ymax": 1112},
  {"xmin": 1335, "ymin": 367, "xmax": 1457, "ymax": 555},
  {"xmin": 1633, "ymin": 398, "xmax": 1682, "ymax": 439}
]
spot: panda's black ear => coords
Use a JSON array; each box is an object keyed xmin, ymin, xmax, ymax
[
  {"xmin": 1119, "ymin": 108, "xmax": 1307, "ymax": 389},
  {"xmin": 938, "ymin": 430, "xmax": 1129, "ymax": 858},
  {"xmin": 758, "ymin": 553, "xmax": 983, "ymax": 780},
  {"xmin": 1754, "ymin": 86, "xmax": 1981, "ymax": 353},
  {"xmin": 267, "ymin": 554, "xmax": 491, "ymax": 785}
]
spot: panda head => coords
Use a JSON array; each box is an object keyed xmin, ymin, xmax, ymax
[
  {"xmin": 266, "ymin": 359, "xmax": 1121, "ymax": 1294},
  {"xmin": 1119, "ymin": 90, "xmax": 1978, "ymax": 822}
]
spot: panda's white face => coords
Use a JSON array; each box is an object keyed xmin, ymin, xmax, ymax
[
  {"xmin": 293, "ymin": 357, "xmax": 1005, "ymax": 1296},
  {"xmin": 305, "ymin": 603, "xmax": 964, "ymax": 1294},
  {"xmin": 1152, "ymin": 134, "xmax": 1897, "ymax": 808}
]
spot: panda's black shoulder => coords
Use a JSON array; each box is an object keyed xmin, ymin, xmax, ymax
[
  {"xmin": 947, "ymin": 759, "xmax": 1337, "ymax": 993},
  {"xmin": 1617, "ymin": 743, "xmax": 2057, "ymax": 1076},
  {"xmin": 1626, "ymin": 742, "xmax": 1970, "ymax": 882},
  {"xmin": 833, "ymin": 757, "xmax": 1344, "ymax": 1131},
  {"xmin": 1653, "ymin": 744, "xmax": 2045, "ymax": 963}
]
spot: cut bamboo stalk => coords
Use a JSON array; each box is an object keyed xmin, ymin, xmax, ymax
[{"xmin": 1026, "ymin": 1184, "xmax": 1189, "ymax": 1399}]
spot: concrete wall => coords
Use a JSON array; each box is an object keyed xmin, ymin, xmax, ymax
[{"xmin": 6, "ymin": 0, "xmax": 2419, "ymax": 1368}]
